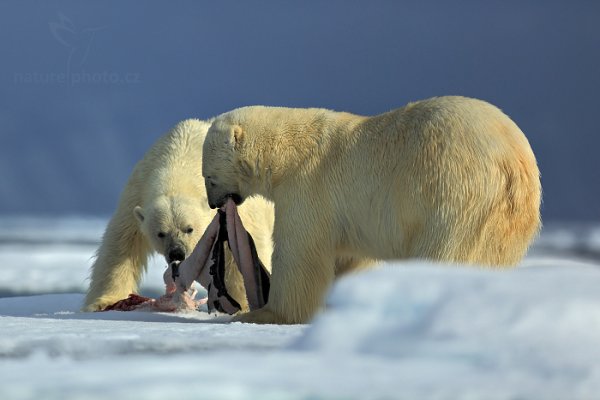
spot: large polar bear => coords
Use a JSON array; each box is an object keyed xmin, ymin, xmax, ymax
[
  {"xmin": 83, "ymin": 119, "xmax": 275, "ymax": 312},
  {"xmin": 202, "ymin": 96, "xmax": 542, "ymax": 324}
]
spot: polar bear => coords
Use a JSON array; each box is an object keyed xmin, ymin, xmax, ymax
[
  {"xmin": 83, "ymin": 119, "xmax": 275, "ymax": 312},
  {"xmin": 202, "ymin": 96, "xmax": 542, "ymax": 324}
]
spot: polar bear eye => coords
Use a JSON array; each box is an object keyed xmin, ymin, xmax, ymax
[
  {"xmin": 157, "ymin": 232, "xmax": 166, "ymax": 239},
  {"xmin": 185, "ymin": 227, "xmax": 194, "ymax": 234},
  {"xmin": 206, "ymin": 177, "xmax": 217, "ymax": 187}
]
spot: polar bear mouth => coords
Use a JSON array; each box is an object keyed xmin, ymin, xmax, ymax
[
  {"xmin": 228, "ymin": 193, "xmax": 243, "ymax": 205},
  {"xmin": 211, "ymin": 193, "xmax": 244, "ymax": 209}
]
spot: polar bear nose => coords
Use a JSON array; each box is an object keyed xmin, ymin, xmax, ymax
[{"xmin": 168, "ymin": 247, "xmax": 186, "ymax": 262}]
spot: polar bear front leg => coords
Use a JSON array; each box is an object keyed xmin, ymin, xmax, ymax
[
  {"xmin": 83, "ymin": 207, "xmax": 149, "ymax": 311},
  {"xmin": 233, "ymin": 215, "xmax": 335, "ymax": 324}
]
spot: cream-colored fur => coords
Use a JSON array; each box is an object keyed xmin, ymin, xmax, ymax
[
  {"xmin": 83, "ymin": 119, "xmax": 275, "ymax": 312},
  {"xmin": 202, "ymin": 96, "xmax": 542, "ymax": 324}
]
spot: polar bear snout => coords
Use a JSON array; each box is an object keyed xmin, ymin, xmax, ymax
[
  {"xmin": 167, "ymin": 246, "xmax": 186, "ymax": 263},
  {"xmin": 208, "ymin": 198, "xmax": 220, "ymax": 209}
]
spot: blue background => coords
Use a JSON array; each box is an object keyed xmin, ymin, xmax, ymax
[{"xmin": 0, "ymin": 1, "xmax": 598, "ymax": 221}]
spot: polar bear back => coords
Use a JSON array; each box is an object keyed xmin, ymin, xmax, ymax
[{"xmin": 324, "ymin": 97, "xmax": 540, "ymax": 264}]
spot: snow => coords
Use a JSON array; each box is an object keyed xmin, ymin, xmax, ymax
[{"xmin": 1, "ymin": 217, "xmax": 600, "ymax": 399}]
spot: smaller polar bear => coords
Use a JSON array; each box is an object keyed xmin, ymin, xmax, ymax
[
  {"xmin": 202, "ymin": 96, "xmax": 542, "ymax": 324},
  {"xmin": 83, "ymin": 119, "xmax": 275, "ymax": 312}
]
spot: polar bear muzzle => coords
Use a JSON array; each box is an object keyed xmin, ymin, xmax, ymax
[{"xmin": 167, "ymin": 246, "xmax": 186, "ymax": 263}]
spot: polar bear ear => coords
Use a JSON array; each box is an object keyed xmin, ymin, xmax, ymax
[
  {"xmin": 133, "ymin": 206, "xmax": 145, "ymax": 224},
  {"xmin": 231, "ymin": 125, "xmax": 244, "ymax": 147}
]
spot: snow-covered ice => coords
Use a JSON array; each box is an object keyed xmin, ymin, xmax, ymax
[{"xmin": 1, "ymin": 217, "xmax": 600, "ymax": 399}]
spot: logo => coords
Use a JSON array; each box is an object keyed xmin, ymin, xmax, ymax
[{"xmin": 49, "ymin": 12, "xmax": 106, "ymax": 74}]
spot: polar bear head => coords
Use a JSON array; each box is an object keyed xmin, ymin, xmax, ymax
[
  {"xmin": 202, "ymin": 115, "xmax": 250, "ymax": 209},
  {"xmin": 203, "ymin": 106, "xmax": 324, "ymax": 209},
  {"xmin": 133, "ymin": 195, "xmax": 206, "ymax": 264}
]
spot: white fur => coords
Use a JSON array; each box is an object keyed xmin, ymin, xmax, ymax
[
  {"xmin": 202, "ymin": 96, "xmax": 541, "ymax": 324},
  {"xmin": 83, "ymin": 119, "xmax": 274, "ymax": 312}
]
